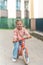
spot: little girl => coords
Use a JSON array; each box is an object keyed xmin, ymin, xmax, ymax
[{"xmin": 12, "ymin": 19, "xmax": 31, "ymax": 62}]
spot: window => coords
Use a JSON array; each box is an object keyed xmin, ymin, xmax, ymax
[
  {"xmin": 0, "ymin": 0, "xmax": 7, "ymax": 10},
  {"xmin": 24, "ymin": 1, "xmax": 29, "ymax": 10},
  {"xmin": 24, "ymin": 1, "xmax": 29, "ymax": 18},
  {"xmin": 16, "ymin": 0, "xmax": 21, "ymax": 10},
  {"xmin": 16, "ymin": 0, "xmax": 21, "ymax": 18},
  {"xmin": 16, "ymin": 10, "xmax": 21, "ymax": 18}
]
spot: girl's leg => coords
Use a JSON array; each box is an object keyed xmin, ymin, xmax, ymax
[{"xmin": 13, "ymin": 42, "xmax": 19, "ymax": 59}]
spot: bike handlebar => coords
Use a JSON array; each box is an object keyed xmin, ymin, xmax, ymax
[
  {"xmin": 13, "ymin": 36, "xmax": 32, "ymax": 43},
  {"xmin": 13, "ymin": 36, "xmax": 31, "ymax": 43},
  {"xmin": 13, "ymin": 37, "xmax": 27, "ymax": 43}
]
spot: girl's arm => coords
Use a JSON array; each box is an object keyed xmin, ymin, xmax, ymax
[
  {"xmin": 13, "ymin": 30, "xmax": 18, "ymax": 43},
  {"xmin": 23, "ymin": 35, "xmax": 32, "ymax": 39},
  {"xmin": 24, "ymin": 28, "xmax": 32, "ymax": 39}
]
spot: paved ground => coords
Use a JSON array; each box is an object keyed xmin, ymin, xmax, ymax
[{"xmin": 0, "ymin": 30, "xmax": 43, "ymax": 65}]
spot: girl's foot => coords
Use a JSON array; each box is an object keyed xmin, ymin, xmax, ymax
[
  {"xmin": 12, "ymin": 58, "xmax": 16, "ymax": 62},
  {"xmin": 26, "ymin": 57, "xmax": 30, "ymax": 64}
]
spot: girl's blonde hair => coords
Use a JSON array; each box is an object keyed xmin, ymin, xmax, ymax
[{"xmin": 16, "ymin": 19, "xmax": 23, "ymax": 24}]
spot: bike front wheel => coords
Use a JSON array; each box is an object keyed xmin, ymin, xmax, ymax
[{"xmin": 22, "ymin": 49, "xmax": 30, "ymax": 65}]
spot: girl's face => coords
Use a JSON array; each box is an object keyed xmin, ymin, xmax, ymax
[{"xmin": 16, "ymin": 21, "xmax": 23, "ymax": 30}]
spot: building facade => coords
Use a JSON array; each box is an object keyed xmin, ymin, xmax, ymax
[
  {"xmin": 8, "ymin": 0, "xmax": 43, "ymax": 31},
  {"xmin": 8, "ymin": 0, "xmax": 30, "ymax": 29},
  {"xmin": 0, "ymin": 0, "xmax": 43, "ymax": 31},
  {"xmin": 29, "ymin": 0, "xmax": 43, "ymax": 31},
  {"xmin": 0, "ymin": 0, "xmax": 8, "ymax": 28}
]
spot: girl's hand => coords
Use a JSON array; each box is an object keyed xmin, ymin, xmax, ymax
[
  {"xmin": 23, "ymin": 35, "xmax": 32, "ymax": 39},
  {"xmin": 13, "ymin": 38, "xmax": 18, "ymax": 43}
]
